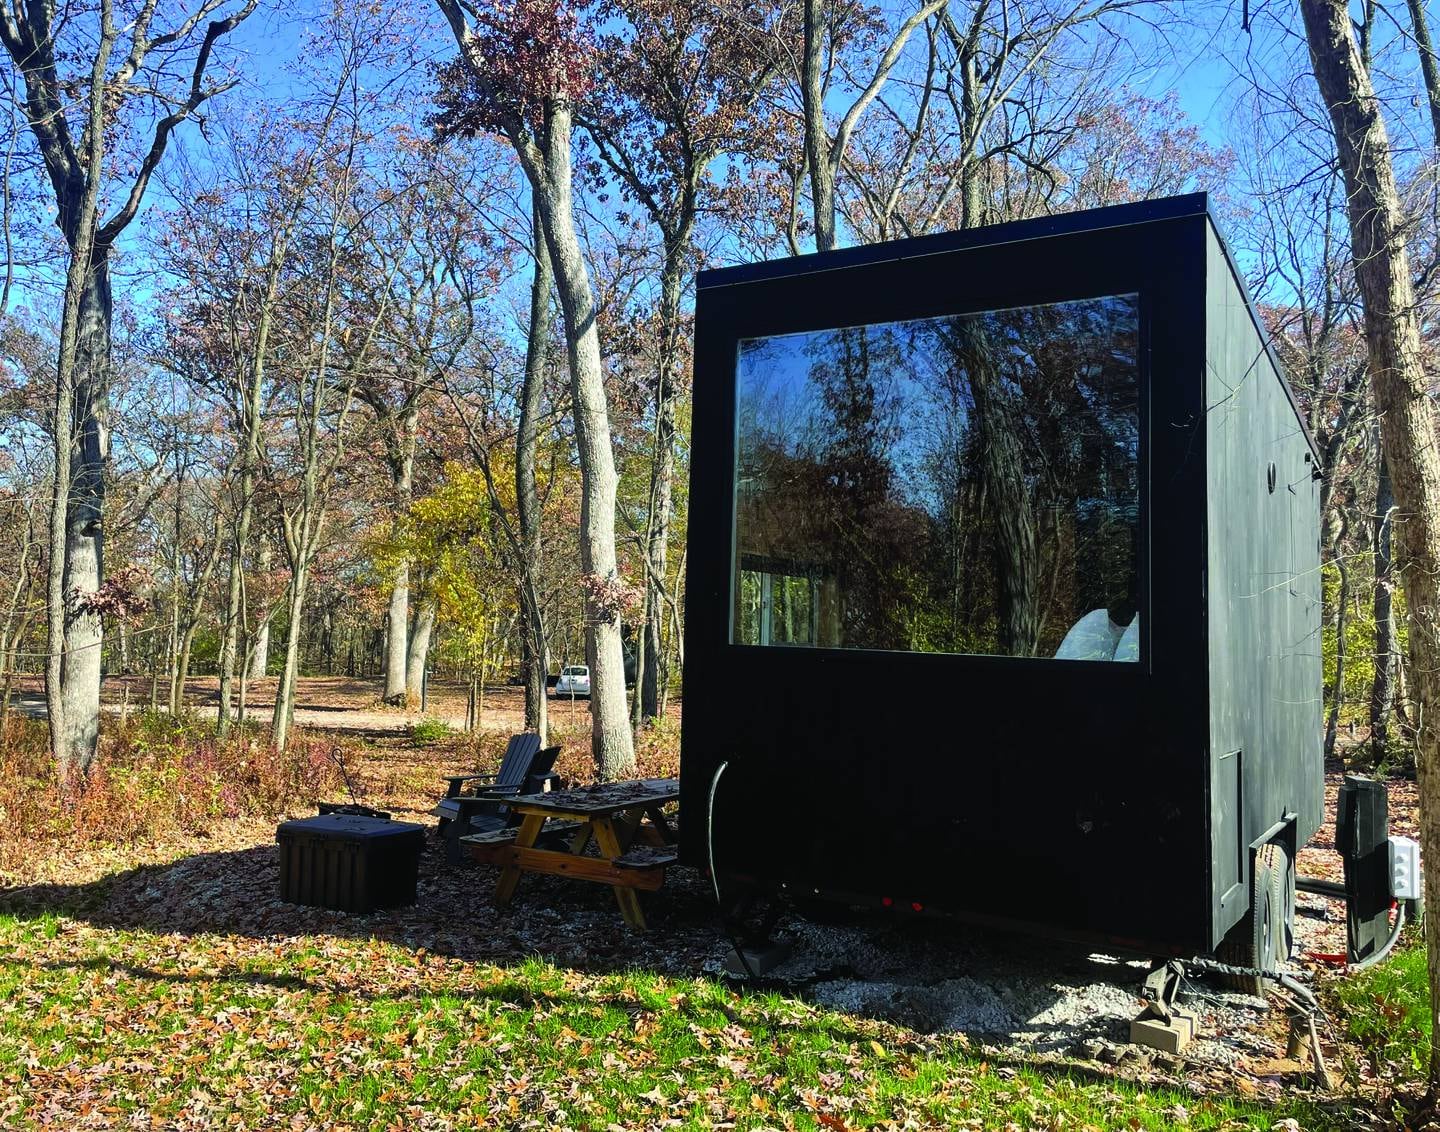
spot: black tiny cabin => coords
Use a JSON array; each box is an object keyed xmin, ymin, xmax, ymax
[{"xmin": 680, "ymin": 194, "xmax": 1323, "ymax": 958}]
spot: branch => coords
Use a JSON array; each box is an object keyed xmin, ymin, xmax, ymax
[
  {"xmin": 830, "ymin": 0, "xmax": 950, "ymax": 168},
  {"xmin": 97, "ymin": 0, "xmax": 257, "ymax": 244},
  {"xmin": 112, "ymin": 0, "xmax": 231, "ymax": 90}
]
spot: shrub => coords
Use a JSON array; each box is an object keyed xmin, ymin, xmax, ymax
[
  {"xmin": 409, "ymin": 717, "xmax": 452, "ymax": 744},
  {"xmin": 0, "ymin": 713, "xmax": 347, "ymax": 879}
]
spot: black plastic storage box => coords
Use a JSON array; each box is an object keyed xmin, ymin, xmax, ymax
[{"xmin": 276, "ymin": 814, "xmax": 425, "ymax": 913}]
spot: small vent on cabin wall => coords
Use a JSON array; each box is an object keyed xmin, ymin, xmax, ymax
[{"xmin": 1267, "ymin": 463, "xmax": 1277, "ymax": 494}]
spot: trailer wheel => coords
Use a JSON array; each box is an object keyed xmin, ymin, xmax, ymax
[
  {"xmin": 1273, "ymin": 843, "xmax": 1296, "ymax": 963},
  {"xmin": 1216, "ymin": 842, "xmax": 1283, "ymax": 996}
]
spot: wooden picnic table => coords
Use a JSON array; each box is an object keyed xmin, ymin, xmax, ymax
[{"xmin": 460, "ymin": 777, "xmax": 679, "ymax": 930}]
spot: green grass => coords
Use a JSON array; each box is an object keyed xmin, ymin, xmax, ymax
[
  {"xmin": 0, "ymin": 910, "xmax": 1350, "ymax": 1130},
  {"xmin": 1334, "ymin": 933, "xmax": 1432, "ymax": 1079}
]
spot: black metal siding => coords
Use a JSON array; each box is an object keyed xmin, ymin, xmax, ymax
[{"xmin": 1202, "ymin": 223, "xmax": 1325, "ymax": 947}]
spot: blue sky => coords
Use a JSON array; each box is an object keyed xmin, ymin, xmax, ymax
[{"xmin": 8, "ymin": 0, "xmax": 1435, "ymax": 326}]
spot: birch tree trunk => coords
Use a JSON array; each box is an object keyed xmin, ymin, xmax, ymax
[
  {"xmin": 532, "ymin": 100, "xmax": 634, "ymax": 780},
  {"xmin": 383, "ymin": 410, "xmax": 417, "ymax": 704},
  {"xmin": 1301, "ymin": 0, "xmax": 1440, "ymax": 1084}
]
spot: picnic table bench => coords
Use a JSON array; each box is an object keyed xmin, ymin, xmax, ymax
[{"xmin": 460, "ymin": 777, "xmax": 679, "ymax": 930}]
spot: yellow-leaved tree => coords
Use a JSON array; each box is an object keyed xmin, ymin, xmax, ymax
[{"xmin": 374, "ymin": 464, "xmax": 517, "ymax": 729}]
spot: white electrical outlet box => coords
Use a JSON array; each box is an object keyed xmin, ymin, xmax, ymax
[{"xmin": 1390, "ymin": 835, "xmax": 1421, "ymax": 902}]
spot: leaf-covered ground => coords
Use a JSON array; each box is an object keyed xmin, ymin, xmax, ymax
[
  {"xmin": 0, "ymin": 711, "xmax": 1402, "ymax": 1129},
  {"xmin": 0, "ymin": 905, "xmax": 1345, "ymax": 1130}
]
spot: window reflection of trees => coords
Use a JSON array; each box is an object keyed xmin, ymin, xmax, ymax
[{"xmin": 733, "ymin": 295, "xmax": 1139, "ymax": 659}]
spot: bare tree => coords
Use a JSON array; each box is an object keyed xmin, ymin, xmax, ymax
[
  {"xmin": 798, "ymin": 0, "xmax": 950, "ymax": 252},
  {"xmin": 435, "ymin": 0, "xmax": 635, "ymax": 779},
  {"xmin": 265, "ymin": 141, "xmax": 401, "ymax": 751},
  {"xmin": 580, "ymin": 0, "xmax": 784, "ymax": 722},
  {"xmin": 0, "ymin": 0, "xmax": 256, "ymax": 775}
]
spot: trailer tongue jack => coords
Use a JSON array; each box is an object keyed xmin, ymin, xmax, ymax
[{"xmin": 1130, "ymin": 961, "xmax": 1197, "ymax": 1055}]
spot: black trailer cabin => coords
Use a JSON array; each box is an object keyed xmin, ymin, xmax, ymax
[{"xmin": 680, "ymin": 194, "xmax": 1323, "ymax": 959}]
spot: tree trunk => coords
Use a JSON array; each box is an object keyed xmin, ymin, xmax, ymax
[
  {"xmin": 639, "ymin": 248, "xmax": 684, "ymax": 723},
  {"xmin": 218, "ymin": 336, "xmax": 268, "ymax": 735},
  {"xmin": 659, "ymin": 545, "xmax": 685, "ymax": 718},
  {"xmin": 1371, "ymin": 445, "xmax": 1397, "ymax": 762},
  {"xmin": 1301, "ymin": 0, "xmax": 1440, "ymax": 1084},
  {"xmin": 1325, "ymin": 509, "xmax": 1350, "ymax": 760},
  {"xmin": 167, "ymin": 527, "xmax": 181, "ymax": 713},
  {"xmin": 531, "ymin": 99, "xmax": 634, "ymax": 780},
  {"xmin": 54, "ymin": 259, "xmax": 111, "ymax": 773},
  {"xmin": 170, "ymin": 621, "xmax": 201, "ymax": 716},
  {"xmin": 218, "ymin": 501, "xmax": 251, "ymax": 733},
  {"xmin": 406, "ymin": 595, "xmax": 437, "ymax": 701},
  {"xmin": 1406, "ymin": 0, "xmax": 1440, "ymax": 147},
  {"xmin": 383, "ymin": 411, "xmax": 417, "ymax": 704},
  {"xmin": 272, "ymin": 566, "xmax": 308, "ymax": 752},
  {"xmin": 433, "ymin": 7, "xmax": 633, "ymax": 778},
  {"xmin": 383, "ymin": 563, "xmax": 410, "ymax": 703},
  {"xmin": 950, "ymin": 319, "xmax": 1039, "ymax": 654},
  {"xmin": 801, "ymin": 0, "xmax": 838, "ymax": 253},
  {"xmin": 249, "ymin": 542, "xmax": 272, "ymax": 680},
  {"xmin": 0, "ymin": 504, "xmax": 34, "ymax": 694},
  {"xmin": 517, "ymin": 201, "xmax": 552, "ymax": 744}
]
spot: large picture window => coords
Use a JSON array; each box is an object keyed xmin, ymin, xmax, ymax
[{"xmin": 732, "ymin": 294, "xmax": 1141, "ymax": 661}]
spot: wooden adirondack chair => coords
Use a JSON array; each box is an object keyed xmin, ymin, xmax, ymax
[{"xmin": 433, "ymin": 734, "xmax": 561, "ymax": 862}]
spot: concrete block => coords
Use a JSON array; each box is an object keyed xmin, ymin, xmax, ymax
[{"xmin": 1129, "ymin": 1008, "xmax": 1197, "ymax": 1055}]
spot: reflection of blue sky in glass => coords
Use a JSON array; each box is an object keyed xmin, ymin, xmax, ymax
[
  {"xmin": 737, "ymin": 295, "xmax": 1140, "ymax": 521},
  {"xmin": 732, "ymin": 294, "xmax": 1141, "ymax": 659}
]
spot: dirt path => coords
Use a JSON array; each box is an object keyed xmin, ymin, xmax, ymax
[{"xmin": 6, "ymin": 674, "xmax": 625, "ymax": 736}]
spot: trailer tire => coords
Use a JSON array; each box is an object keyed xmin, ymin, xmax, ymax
[
  {"xmin": 1273, "ymin": 843, "xmax": 1296, "ymax": 963},
  {"xmin": 1216, "ymin": 842, "xmax": 1283, "ymax": 995}
]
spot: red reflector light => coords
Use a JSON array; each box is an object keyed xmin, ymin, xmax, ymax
[
  {"xmin": 881, "ymin": 896, "xmax": 893, "ymax": 907},
  {"xmin": 911, "ymin": 902, "xmax": 923, "ymax": 913}
]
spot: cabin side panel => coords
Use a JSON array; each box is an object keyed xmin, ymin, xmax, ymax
[{"xmin": 1204, "ymin": 226, "xmax": 1325, "ymax": 948}]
